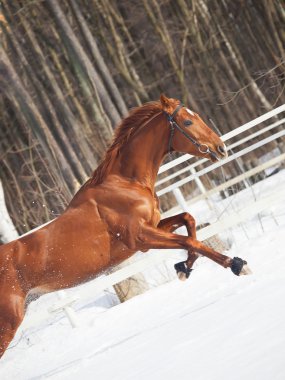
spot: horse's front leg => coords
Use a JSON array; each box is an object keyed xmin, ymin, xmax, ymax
[
  {"xmin": 136, "ymin": 224, "xmax": 251, "ymax": 277},
  {"xmin": 158, "ymin": 213, "xmax": 199, "ymax": 280}
]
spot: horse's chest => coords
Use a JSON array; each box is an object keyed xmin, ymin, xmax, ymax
[
  {"xmin": 130, "ymin": 196, "xmax": 160, "ymax": 227},
  {"xmin": 135, "ymin": 194, "xmax": 161, "ymax": 227},
  {"xmin": 149, "ymin": 194, "xmax": 161, "ymax": 226},
  {"xmin": 151, "ymin": 205, "xmax": 161, "ymax": 227}
]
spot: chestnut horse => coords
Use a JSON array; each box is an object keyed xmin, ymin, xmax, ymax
[{"xmin": 0, "ymin": 94, "xmax": 251, "ymax": 358}]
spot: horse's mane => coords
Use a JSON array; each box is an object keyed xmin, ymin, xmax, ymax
[{"xmin": 90, "ymin": 101, "xmax": 162, "ymax": 185}]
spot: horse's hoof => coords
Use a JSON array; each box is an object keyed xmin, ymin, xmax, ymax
[
  {"xmin": 231, "ymin": 257, "xmax": 252, "ymax": 276},
  {"xmin": 177, "ymin": 272, "xmax": 188, "ymax": 281},
  {"xmin": 174, "ymin": 261, "xmax": 192, "ymax": 281},
  {"xmin": 239, "ymin": 264, "xmax": 252, "ymax": 276}
]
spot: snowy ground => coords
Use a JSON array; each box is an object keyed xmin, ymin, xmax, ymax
[{"xmin": 1, "ymin": 170, "xmax": 285, "ymax": 380}]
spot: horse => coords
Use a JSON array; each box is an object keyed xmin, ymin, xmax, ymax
[{"xmin": 0, "ymin": 94, "xmax": 251, "ymax": 359}]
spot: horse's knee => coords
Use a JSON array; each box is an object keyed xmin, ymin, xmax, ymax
[
  {"xmin": 182, "ymin": 212, "xmax": 195, "ymax": 223},
  {"xmin": 182, "ymin": 212, "xmax": 196, "ymax": 228}
]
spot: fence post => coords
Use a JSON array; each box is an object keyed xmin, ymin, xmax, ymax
[
  {"xmin": 172, "ymin": 178, "xmax": 214, "ymax": 213},
  {"xmin": 57, "ymin": 290, "xmax": 79, "ymax": 328},
  {"xmin": 189, "ymin": 167, "xmax": 214, "ymax": 210},
  {"xmin": 172, "ymin": 188, "xmax": 189, "ymax": 212}
]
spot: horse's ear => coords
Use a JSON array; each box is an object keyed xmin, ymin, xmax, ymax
[{"xmin": 160, "ymin": 93, "xmax": 170, "ymax": 108}]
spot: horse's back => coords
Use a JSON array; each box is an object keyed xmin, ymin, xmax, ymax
[
  {"xmin": 0, "ymin": 239, "xmax": 23, "ymax": 269},
  {"xmin": 1, "ymin": 197, "xmax": 112, "ymax": 292},
  {"xmin": 0, "ymin": 240, "xmax": 13, "ymax": 267}
]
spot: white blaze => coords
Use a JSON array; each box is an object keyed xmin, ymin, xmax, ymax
[{"xmin": 186, "ymin": 108, "xmax": 194, "ymax": 116}]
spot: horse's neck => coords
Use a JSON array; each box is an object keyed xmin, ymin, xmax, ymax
[
  {"xmin": 69, "ymin": 117, "xmax": 167, "ymax": 208},
  {"xmin": 108, "ymin": 118, "xmax": 168, "ymax": 190}
]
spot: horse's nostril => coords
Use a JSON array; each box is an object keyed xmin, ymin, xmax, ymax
[{"xmin": 218, "ymin": 145, "xmax": 225, "ymax": 154}]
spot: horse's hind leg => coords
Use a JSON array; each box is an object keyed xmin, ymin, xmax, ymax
[{"xmin": 0, "ymin": 290, "xmax": 25, "ymax": 359}]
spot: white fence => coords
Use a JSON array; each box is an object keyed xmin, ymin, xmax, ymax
[{"xmin": 16, "ymin": 105, "xmax": 285, "ymax": 331}]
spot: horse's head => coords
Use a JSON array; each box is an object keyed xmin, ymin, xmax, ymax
[{"xmin": 160, "ymin": 94, "xmax": 227, "ymax": 162}]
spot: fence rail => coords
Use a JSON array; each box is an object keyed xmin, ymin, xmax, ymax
[{"xmin": 157, "ymin": 129, "xmax": 285, "ymax": 196}]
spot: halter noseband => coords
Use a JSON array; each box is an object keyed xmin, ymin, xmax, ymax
[{"xmin": 163, "ymin": 103, "xmax": 219, "ymax": 160}]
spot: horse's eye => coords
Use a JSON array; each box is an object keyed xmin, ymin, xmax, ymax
[{"xmin": 184, "ymin": 120, "xmax": 193, "ymax": 126}]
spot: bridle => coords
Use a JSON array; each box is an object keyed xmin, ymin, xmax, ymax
[{"xmin": 163, "ymin": 103, "xmax": 219, "ymax": 160}]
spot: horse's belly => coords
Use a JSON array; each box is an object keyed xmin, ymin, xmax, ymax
[
  {"xmin": 55, "ymin": 231, "xmax": 111, "ymax": 282},
  {"xmin": 24, "ymin": 214, "xmax": 112, "ymax": 290},
  {"xmin": 109, "ymin": 239, "xmax": 135, "ymax": 266}
]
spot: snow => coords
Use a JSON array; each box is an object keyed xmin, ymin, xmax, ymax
[{"xmin": 1, "ymin": 171, "xmax": 285, "ymax": 380}]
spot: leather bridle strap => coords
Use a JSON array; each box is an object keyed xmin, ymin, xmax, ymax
[
  {"xmin": 164, "ymin": 103, "xmax": 184, "ymax": 153},
  {"xmin": 163, "ymin": 103, "xmax": 219, "ymax": 160}
]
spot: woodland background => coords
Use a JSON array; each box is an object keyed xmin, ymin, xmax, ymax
[{"xmin": 0, "ymin": 0, "xmax": 285, "ymax": 235}]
